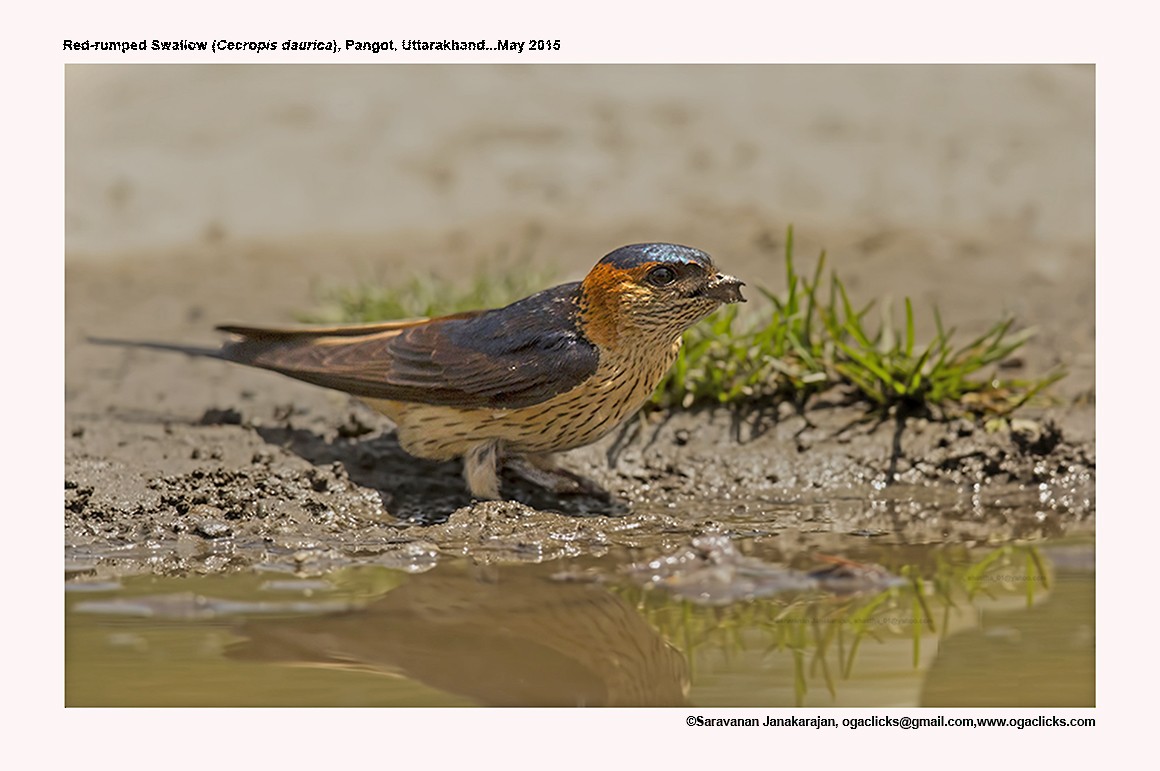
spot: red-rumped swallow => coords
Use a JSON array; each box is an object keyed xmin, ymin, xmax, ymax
[{"xmin": 96, "ymin": 244, "xmax": 744, "ymax": 499}]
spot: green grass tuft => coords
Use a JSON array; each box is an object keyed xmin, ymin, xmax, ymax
[{"xmin": 653, "ymin": 226, "xmax": 1064, "ymax": 416}]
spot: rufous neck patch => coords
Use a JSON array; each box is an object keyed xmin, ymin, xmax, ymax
[{"xmin": 579, "ymin": 263, "xmax": 631, "ymax": 348}]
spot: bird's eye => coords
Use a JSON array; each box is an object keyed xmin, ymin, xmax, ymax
[{"xmin": 647, "ymin": 266, "xmax": 677, "ymax": 286}]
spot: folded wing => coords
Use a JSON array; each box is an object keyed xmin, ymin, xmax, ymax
[{"xmin": 217, "ymin": 282, "xmax": 600, "ymax": 410}]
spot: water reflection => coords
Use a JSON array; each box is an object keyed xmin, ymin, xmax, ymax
[
  {"xmin": 66, "ymin": 539, "xmax": 1094, "ymax": 707},
  {"xmin": 230, "ymin": 566, "xmax": 689, "ymax": 706},
  {"xmin": 920, "ymin": 545, "xmax": 1095, "ymax": 707}
]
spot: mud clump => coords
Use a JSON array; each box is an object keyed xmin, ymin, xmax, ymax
[{"xmin": 626, "ymin": 534, "xmax": 903, "ymax": 605}]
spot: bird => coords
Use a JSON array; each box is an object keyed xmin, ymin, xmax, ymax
[{"xmin": 96, "ymin": 243, "xmax": 745, "ymax": 499}]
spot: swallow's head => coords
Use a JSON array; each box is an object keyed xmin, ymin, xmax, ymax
[{"xmin": 579, "ymin": 243, "xmax": 745, "ymax": 347}]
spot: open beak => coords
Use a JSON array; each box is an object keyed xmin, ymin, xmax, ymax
[{"xmin": 705, "ymin": 273, "xmax": 746, "ymax": 304}]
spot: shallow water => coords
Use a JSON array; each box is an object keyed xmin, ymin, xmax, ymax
[{"xmin": 65, "ymin": 532, "xmax": 1093, "ymax": 707}]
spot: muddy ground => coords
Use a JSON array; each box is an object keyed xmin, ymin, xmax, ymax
[{"xmin": 65, "ymin": 65, "xmax": 1094, "ymax": 578}]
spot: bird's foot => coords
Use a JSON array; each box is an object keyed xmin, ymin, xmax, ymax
[
  {"xmin": 463, "ymin": 440, "xmax": 502, "ymax": 499},
  {"xmin": 506, "ymin": 455, "xmax": 606, "ymax": 496}
]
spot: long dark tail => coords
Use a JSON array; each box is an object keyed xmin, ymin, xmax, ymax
[{"xmin": 86, "ymin": 337, "xmax": 223, "ymax": 360}]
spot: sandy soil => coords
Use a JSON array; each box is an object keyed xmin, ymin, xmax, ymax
[{"xmin": 65, "ymin": 65, "xmax": 1094, "ymax": 576}]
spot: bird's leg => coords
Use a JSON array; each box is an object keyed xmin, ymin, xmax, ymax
[
  {"xmin": 506, "ymin": 453, "xmax": 606, "ymax": 496},
  {"xmin": 463, "ymin": 439, "xmax": 502, "ymax": 499}
]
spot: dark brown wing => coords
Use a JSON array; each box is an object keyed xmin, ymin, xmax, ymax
[{"xmin": 218, "ymin": 282, "xmax": 600, "ymax": 410}]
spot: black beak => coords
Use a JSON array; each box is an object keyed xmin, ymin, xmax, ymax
[{"xmin": 705, "ymin": 273, "xmax": 746, "ymax": 304}]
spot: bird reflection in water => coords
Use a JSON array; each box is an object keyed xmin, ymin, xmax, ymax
[{"xmin": 228, "ymin": 566, "xmax": 689, "ymax": 707}]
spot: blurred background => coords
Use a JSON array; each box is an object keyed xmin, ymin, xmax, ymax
[
  {"xmin": 65, "ymin": 64, "xmax": 1094, "ymax": 411},
  {"xmin": 67, "ymin": 65, "xmax": 1093, "ymax": 252}
]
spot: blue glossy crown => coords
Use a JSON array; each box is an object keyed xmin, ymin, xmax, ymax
[{"xmin": 597, "ymin": 243, "xmax": 712, "ymax": 271}]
